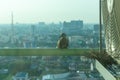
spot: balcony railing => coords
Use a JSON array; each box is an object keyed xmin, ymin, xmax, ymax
[{"xmin": 0, "ymin": 48, "xmax": 94, "ymax": 56}]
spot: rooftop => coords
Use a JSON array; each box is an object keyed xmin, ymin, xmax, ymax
[{"xmin": 15, "ymin": 72, "xmax": 28, "ymax": 77}]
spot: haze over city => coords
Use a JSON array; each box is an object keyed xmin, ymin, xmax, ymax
[{"xmin": 0, "ymin": 0, "xmax": 99, "ymax": 24}]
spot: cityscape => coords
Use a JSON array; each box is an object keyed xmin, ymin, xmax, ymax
[
  {"xmin": 0, "ymin": 19, "xmax": 106, "ymax": 80},
  {"xmin": 0, "ymin": 20, "xmax": 105, "ymax": 49},
  {"xmin": 1, "ymin": 0, "xmax": 120, "ymax": 80},
  {"xmin": 0, "ymin": 56, "xmax": 105, "ymax": 80}
]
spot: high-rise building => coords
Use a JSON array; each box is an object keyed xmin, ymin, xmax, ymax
[
  {"xmin": 31, "ymin": 25, "xmax": 36, "ymax": 47},
  {"xmin": 62, "ymin": 20, "xmax": 83, "ymax": 36}
]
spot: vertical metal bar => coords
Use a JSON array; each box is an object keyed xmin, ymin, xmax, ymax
[{"xmin": 99, "ymin": 0, "xmax": 102, "ymax": 53}]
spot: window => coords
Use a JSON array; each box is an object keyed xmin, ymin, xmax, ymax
[
  {"xmin": 0, "ymin": 0, "xmax": 103, "ymax": 49},
  {"xmin": 0, "ymin": 0, "xmax": 105, "ymax": 80}
]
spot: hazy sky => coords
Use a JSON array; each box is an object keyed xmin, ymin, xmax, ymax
[{"xmin": 0, "ymin": 0, "xmax": 99, "ymax": 24}]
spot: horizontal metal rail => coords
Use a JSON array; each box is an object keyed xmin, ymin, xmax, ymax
[{"xmin": 0, "ymin": 49, "xmax": 96, "ymax": 56}]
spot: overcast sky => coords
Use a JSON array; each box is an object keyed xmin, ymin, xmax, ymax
[{"xmin": 0, "ymin": 0, "xmax": 99, "ymax": 24}]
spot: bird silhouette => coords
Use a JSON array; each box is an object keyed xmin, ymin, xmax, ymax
[{"xmin": 57, "ymin": 33, "xmax": 69, "ymax": 49}]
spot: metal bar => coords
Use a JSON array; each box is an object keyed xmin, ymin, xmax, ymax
[
  {"xmin": 0, "ymin": 49, "xmax": 94, "ymax": 56},
  {"xmin": 99, "ymin": 0, "xmax": 102, "ymax": 53}
]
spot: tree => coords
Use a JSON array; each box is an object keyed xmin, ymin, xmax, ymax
[{"xmin": 88, "ymin": 50, "xmax": 117, "ymax": 67}]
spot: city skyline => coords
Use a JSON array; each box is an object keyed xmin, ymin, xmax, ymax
[{"xmin": 0, "ymin": 0, "xmax": 99, "ymax": 24}]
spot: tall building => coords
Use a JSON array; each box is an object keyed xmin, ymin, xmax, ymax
[
  {"xmin": 31, "ymin": 25, "xmax": 36, "ymax": 47},
  {"xmin": 62, "ymin": 20, "xmax": 83, "ymax": 36}
]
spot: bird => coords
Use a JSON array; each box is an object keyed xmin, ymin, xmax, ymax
[{"xmin": 57, "ymin": 33, "xmax": 69, "ymax": 49}]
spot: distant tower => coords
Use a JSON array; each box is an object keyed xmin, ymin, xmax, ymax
[{"xmin": 11, "ymin": 12, "xmax": 15, "ymax": 44}]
